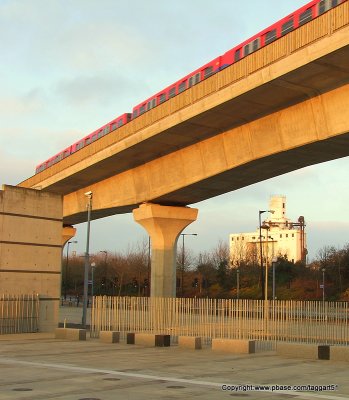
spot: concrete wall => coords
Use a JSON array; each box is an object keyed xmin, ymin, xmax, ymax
[{"xmin": 0, "ymin": 185, "xmax": 63, "ymax": 332}]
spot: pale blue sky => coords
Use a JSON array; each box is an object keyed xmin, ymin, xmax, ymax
[{"xmin": 1, "ymin": 0, "xmax": 348, "ymax": 260}]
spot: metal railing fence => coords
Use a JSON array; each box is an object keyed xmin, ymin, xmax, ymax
[
  {"xmin": 91, "ymin": 296, "xmax": 349, "ymax": 346},
  {"xmin": 0, "ymin": 293, "xmax": 40, "ymax": 334}
]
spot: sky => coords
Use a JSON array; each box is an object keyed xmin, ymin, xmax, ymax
[{"xmin": 1, "ymin": 0, "xmax": 348, "ymax": 262}]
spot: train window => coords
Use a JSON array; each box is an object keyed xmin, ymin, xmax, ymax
[
  {"xmin": 85, "ymin": 137, "xmax": 91, "ymax": 145},
  {"xmin": 91, "ymin": 134, "xmax": 97, "ymax": 142},
  {"xmin": 64, "ymin": 150, "xmax": 70, "ymax": 158},
  {"xmin": 146, "ymin": 98, "xmax": 156, "ymax": 110},
  {"xmin": 319, "ymin": 0, "xmax": 326, "ymax": 14},
  {"xmin": 244, "ymin": 44, "xmax": 251, "ymax": 57},
  {"xmin": 178, "ymin": 81, "xmax": 186, "ymax": 93},
  {"xmin": 243, "ymin": 39, "xmax": 260, "ymax": 57},
  {"xmin": 158, "ymin": 93, "xmax": 166, "ymax": 104},
  {"xmin": 117, "ymin": 119, "xmax": 123, "ymax": 128},
  {"xmin": 299, "ymin": 8, "xmax": 313, "ymax": 25},
  {"xmin": 252, "ymin": 38, "xmax": 260, "ymax": 51},
  {"xmin": 169, "ymin": 87, "xmax": 176, "ymax": 98},
  {"xmin": 265, "ymin": 29, "xmax": 277, "ymax": 45},
  {"xmin": 281, "ymin": 19, "xmax": 294, "ymax": 36},
  {"xmin": 133, "ymin": 109, "xmax": 139, "ymax": 118},
  {"xmin": 104, "ymin": 125, "xmax": 110, "ymax": 135},
  {"xmin": 331, "ymin": 0, "xmax": 338, "ymax": 6},
  {"xmin": 111, "ymin": 123, "xmax": 117, "ymax": 131},
  {"xmin": 139, "ymin": 105, "xmax": 146, "ymax": 115},
  {"xmin": 188, "ymin": 73, "xmax": 200, "ymax": 88},
  {"xmin": 234, "ymin": 49, "xmax": 240, "ymax": 62},
  {"xmin": 204, "ymin": 66, "xmax": 213, "ymax": 78}
]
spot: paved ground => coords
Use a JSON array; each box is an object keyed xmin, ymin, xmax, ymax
[{"xmin": 0, "ymin": 307, "xmax": 347, "ymax": 400}]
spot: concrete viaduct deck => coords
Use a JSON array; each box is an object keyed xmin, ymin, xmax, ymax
[
  {"xmin": 17, "ymin": 3, "xmax": 349, "ymax": 298},
  {"xmin": 19, "ymin": 3, "xmax": 349, "ymax": 225}
]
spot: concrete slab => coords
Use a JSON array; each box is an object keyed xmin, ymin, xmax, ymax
[{"xmin": 0, "ymin": 334, "xmax": 348, "ymax": 400}]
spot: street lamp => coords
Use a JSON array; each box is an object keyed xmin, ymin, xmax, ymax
[
  {"xmin": 236, "ymin": 269, "xmax": 240, "ymax": 300},
  {"xmin": 259, "ymin": 210, "xmax": 274, "ymax": 300},
  {"xmin": 64, "ymin": 240, "xmax": 77, "ymax": 300},
  {"xmin": 100, "ymin": 250, "xmax": 108, "ymax": 295},
  {"xmin": 180, "ymin": 233, "xmax": 197, "ymax": 297},
  {"xmin": 147, "ymin": 236, "xmax": 151, "ymax": 297},
  {"xmin": 82, "ymin": 191, "xmax": 93, "ymax": 328},
  {"xmin": 91, "ymin": 262, "xmax": 96, "ymax": 300},
  {"xmin": 322, "ymin": 268, "xmax": 326, "ymax": 302},
  {"xmin": 272, "ymin": 257, "xmax": 278, "ymax": 300}
]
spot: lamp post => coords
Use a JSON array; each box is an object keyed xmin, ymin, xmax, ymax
[
  {"xmin": 262, "ymin": 224, "xmax": 271, "ymax": 301},
  {"xmin": 147, "ymin": 236, "xmax": 151, "ymax": 296},
  {"xmin": 180, "ymin": 233, "xmax": 197, "ymax": 297},
  {"xmin": 91, "ymin": 262, "xmax": 96, "ymax": 300},
  {"xmin": 259, "ymin": 210, "xmax": 274, "ymax": 300},
  {"xmin": 272, "ymin": 257, "xmax": 278, "ymax": 300},
  {"xmin": 82, "ymin": 191, "xmax": 93, "ymax": 328},
  {"xmin": 100, "ymin": 250, "xmax": 108, "ymax": 295},
  {"xmin": 236, "ymin": 269, "xmax": 240, "ymax": 300},
  {"xmin": 322, "ymin": 268, "xmax": 326, "ymax": 302},
  {"xmin": 64, "ymin": 240, "xmax": 77, "ymax": 300}
]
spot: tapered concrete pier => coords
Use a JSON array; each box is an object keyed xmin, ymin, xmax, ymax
[{"xmin": 133, "ymin": 203, "xmax": 198, "ymax": 297}]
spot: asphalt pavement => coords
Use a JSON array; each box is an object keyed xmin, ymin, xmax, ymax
[{"xmin": 0, "ymin": 306, "xmax": 347, "ymax": 400}]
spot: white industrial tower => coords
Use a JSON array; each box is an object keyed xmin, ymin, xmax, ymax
[{"xmin": 230, "ymin": 195, "xmax": 307, "ymax": 267}]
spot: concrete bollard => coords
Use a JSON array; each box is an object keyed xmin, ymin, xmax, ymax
[
  {"xmin": 127, "ymin": 332, "xmax": 135, "ymax": 344},
  {"xmin": 99, "ymin": 331, "xmax": 120, "ymax": 343},
  {"xmin": 277, "ymin": 343, "xmax": 330, "ymax": 360},
  {"xmin": 212, "ymin": 339, "xmax": 255, "ymax": 354},
  {"xmin": 178, "ymin": 336, "xmax": 202, "ymax": 350},
  {"xmin": 55, "ymin": 328, "xmax": 86, "ymax": 341},
  {"xmin": 330, "ymin": 346, "xmax": 349, "ymax": 361}
]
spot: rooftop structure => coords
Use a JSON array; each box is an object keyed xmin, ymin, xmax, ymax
[{"xmin": 230, "ymin": 196, "xmax": 307, "ymax": 267}]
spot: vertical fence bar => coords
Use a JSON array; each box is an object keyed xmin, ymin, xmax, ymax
[
  {"xmin": 0, "ymin": 294, "xmax": 40, "ymax": 334},
  {"xmin": 89, "ymin": 297, "xmax": 349, "ymax": 346}
]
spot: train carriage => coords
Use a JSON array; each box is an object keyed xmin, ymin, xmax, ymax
[{"xmin": 35, "ymin": 0, "xmax": 346, "ymax": 174}]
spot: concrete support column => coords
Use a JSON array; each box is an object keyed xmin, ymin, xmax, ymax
[
  {"xmin": 62, "ymin": 225, "xmax": 77, "ymax": 246},
  {"xmin": 133, "ymin": 203, "xmax": 198, "ymax": 297}
]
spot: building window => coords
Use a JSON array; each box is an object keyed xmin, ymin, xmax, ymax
[
  {"xmin": 231, "ymin": 238, "xmax": 234, "ymax": 241},
  {"xmin": 242, "ymin": 237, "xmax": 244, "ymax": 241},
  {"xmin": 252, "ymin": 236, "xmax": 256, "ymax": 240},
  {"xmin": 280, "ymin": 234, "xmax": 282, "ymax": 238},
  {"xmin": 286, "ymin": 234, "xmax": 288, "ymax": 238},
  {"xmin": 292, "ymin": 233, "xmax": 294, "ymax": 238}
]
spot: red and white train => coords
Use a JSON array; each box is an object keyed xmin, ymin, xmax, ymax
[{"xmin": 35, "ymin": 0, "xmax": 346, "ymax": 174}]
